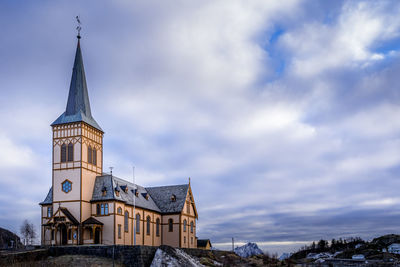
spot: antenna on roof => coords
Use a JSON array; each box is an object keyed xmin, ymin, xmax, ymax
[
  {"xmin": 189, "ymin": 177, "xmax": 191, "ymax": 185},
  {"xmin": 76, "ymin": 15, "xmax": 82, "ymax": 39},
  {"xmin": 109, "ymin": 167, "xmax": 114, "ymax": 176}
]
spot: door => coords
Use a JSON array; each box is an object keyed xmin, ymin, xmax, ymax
[
  {"xmin": 60, "ymin": 224, "xmax": 67, "ymax": 245},
  {"xmin": 94, "ymin": 227, "xmax": 101, "ymax": 244}
]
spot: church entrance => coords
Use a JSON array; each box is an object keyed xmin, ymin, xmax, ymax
[
  {"xmin": 94, "ymin": 227, "xmax": 101, "ymax": 244},
  {"xmin": 60, "ymin": 224, "xmax": 67, "ymax": 245}
]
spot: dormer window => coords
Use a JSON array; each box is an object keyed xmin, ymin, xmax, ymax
[
  {"xmin": 121, "ymin": 185, "xmax": 128, "ymax": 193},
  {"xmin": 132, "ymin": 189, "xmax": 139, "ymax": 197},
  {"xmin": 102, "ymin": 187, "xmax": 107, "ymax": 196},
  {"xmin": 115, "ymin": 187, "xmax": 120, "ymax": 197},
  {"xmin": 171, "ymin": 194, "xmax": 176, "ymax": 202},
  {"xmin": 141, "ymin": 193, "xmax": 149, "ymax": 200}
]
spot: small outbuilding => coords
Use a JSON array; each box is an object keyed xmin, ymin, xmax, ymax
[{"xmin": 197, "ymin": 239, "xmax": 212, "ymax": 250}]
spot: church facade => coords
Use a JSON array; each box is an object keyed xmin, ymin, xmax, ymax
[{"xmin": 39, "ymin": 35, "xmax": 198, "ymax": 248}]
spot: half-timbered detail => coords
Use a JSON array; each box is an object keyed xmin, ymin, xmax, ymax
[{"xmin": 39, "ymin": 34, "xmax": 199, "ymax": 248}]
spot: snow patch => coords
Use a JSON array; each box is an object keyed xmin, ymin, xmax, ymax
[
  {"xmin": 150, "ymin": 245, "xmax": 204, "ymax": 267},
  {"xmin": 234, "ymin": 242, "xmax": 264, "ymax": 258}
]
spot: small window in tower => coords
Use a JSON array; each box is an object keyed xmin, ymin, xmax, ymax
[
  {"xmin": 61, "ymin": 144, "xmax": 67, "ymax": 162},
  {"xmin": 183, "ymin": 219, "xmax": 187, "ymax": 232},
  {"xmin": 62, "ymin": 180, "xmax": 72, "ymax": 193},
  {"xmin": 88, "ymin": 146, "xmax": 92, "ymax": 164},
  {"xmin": 190, "ymin": 221, "xmax": 194, "ymax": 233},
  {"xmin": 67, "ymin": 143, "xmax": 74, "ymax": 162},
  {"xmin": 171, "ymin": 194, "xmax": 176, "ymax": 202},
  {"xmin": 47, "ymin": 207, "xmax": 53, "ymax": 218},
  {"xmin": 93, "ymin": 148, "xmax": 97, "ymax": 165}
]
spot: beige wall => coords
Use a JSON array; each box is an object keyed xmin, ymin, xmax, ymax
[
  {"xmin": 162, "ymin": 214, "xmax": 180, "ymax": 247},
  {"xmin": 53, "ymin": 169, "xmax": 80, "ymax": 202}
]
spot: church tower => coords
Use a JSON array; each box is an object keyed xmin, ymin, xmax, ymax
[{"xmin": 50, "ymin": 34, "xmax": 103, "ymax": 243}]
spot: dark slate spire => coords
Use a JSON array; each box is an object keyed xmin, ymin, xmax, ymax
[{"xmin": 52, "ymin": 37, "xmax": 102, "ymax": 132}]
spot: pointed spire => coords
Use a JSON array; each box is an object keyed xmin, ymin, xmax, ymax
[
  {"xmin": 52, "ymin": 36, "xmax": 102, "ymax": 132},
  {"xmin": 65, "ymin": 38, "xmax": 91, "ymax": 117}
]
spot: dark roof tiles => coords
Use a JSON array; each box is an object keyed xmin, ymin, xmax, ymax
[{"xmin": 145, "ymin": 184, "xmax": 189, "ymax": 214}]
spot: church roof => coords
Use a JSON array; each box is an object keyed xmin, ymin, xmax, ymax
[
  {"xmin": 91, "ymin": 175, "xmax": 161, "ymax": 212},
  {"xmin": 60, "ymin": 207, "xmax": 79, "ymax": 225},
  {"xmin": 39, "ymin": 187, "xmax": 52, "ymax": 205},
  {"xmin": 51, "ymin": 37, "xmax": 102, "ymax": 132},
  {"xmin": 146, "ymin": 184, "xmax": 189, "ymax": 214},
  {"xmin": 82, "ymin": 217, "xmax": 104, "ymax": 225},
  {"xmin": 91, "ymin": 175, "xmax": 190, "ymax": 214}
]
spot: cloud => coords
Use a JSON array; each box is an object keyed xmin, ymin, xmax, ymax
[{"xmin": 1, "ymin": 0, "xmax": 400, "ymax": 251}]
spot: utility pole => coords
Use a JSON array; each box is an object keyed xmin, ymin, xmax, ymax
[
  {"xmin": 133, "ymin": 165, "xmax": 136, "ymax": 246},
  {"xmin": 232, "ymin": 237, "xmax": 234, "ymax": 251}
]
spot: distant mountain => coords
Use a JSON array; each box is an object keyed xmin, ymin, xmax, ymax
[
  {"xmin": 234, "ymin": 242, "xmax": 264, "ymax": 258},
  {"xmin": 0, "ymin": 227, "xmax": 22, "ymax": 249}
]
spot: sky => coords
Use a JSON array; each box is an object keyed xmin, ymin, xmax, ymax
[{"xmin": 1, "ymin": 0, "xmax": 400, "ymax": 255}]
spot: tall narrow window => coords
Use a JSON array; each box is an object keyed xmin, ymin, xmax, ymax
[
  {"xmin": 156, "ymin": 218, "xmax": 160, "ymax": 236},
  {"xmin": 168, "ymin": 219, "xmax": 173, "ymax": 232},
  {"xmin": 88, "ymin": 146, "xmax": 92, "ymax": 164},
  {"xmin": 104, "ymin": 203, "xmax": 109, "ymax": 215},
  {"xmin": 118, "ymin": 224, "xmax": 121, "ymax": 239},
  {"xmin": 125, "ymin": 211, "xmax": 129, "ymax": 232},
  {"xmin": 190, "ymin": 221, "xmax": 194, "ymax": 233},
  {"xmin": 101, "ymin": 204, "xmax": 105, "ymax": 215},
  {"xmin": 96, "ymin": 204, "xmax": 100, "ymax": 215},
  {"xmin": 67, "ymin": 143, "xmax": 74, "ymax": 161},
  {"xmin": 183, "ymin": 219, "xmax": 187, "ymax": 232},
  {"xmin": 51, "ymin": 230, "xmax": 54, "ymax": 240},
  {"xmin": 136, "ymin": 214, "xmax": 140, "ymax": 234},
  {"xmin": 93, "ymin": 148, "xmax": 97, "ymax": 165},
  {"xmin": 146, "ymin": 216, "xmax": 151, "ymax": 235},
  {"xmin": 47, "ymin": 207, "xmax": 52, "ymax": 218},
  {"xmin": 61, "ymin": 144, "xmax": 67, "ymax": 162}
]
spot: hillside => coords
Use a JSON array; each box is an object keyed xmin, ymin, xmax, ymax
[{"xmin": 0, "ymin": 227, "xmax": 22, "ymax": 249}]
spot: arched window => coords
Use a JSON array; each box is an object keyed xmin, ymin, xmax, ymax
[
  {"xmin": 168, "ymin": 219, "xmax": 173, "ymax": 232},
  {"xmin": 146, "ymin": 216, "xmax": 151, "ymax": 235},
  {"xmin": 190, "ymin": 221, "xmax": 194, "ymax": 233},
  {"xmin": 96, "ymin": 204, "xmax": 100, "ymax": 215},
  {"xmin": 67, "ymin": 143, "xmax": 74, "ymax": 162},
  {"xmin": 88, "ymin": 146, "xmax": 92, "ymax": 164},
  {"xmin": 61, "ymin": 144, "xmax": 67, "ymax": 162},
  {"xmin": 183, "ymin": 219, "xmax": 187, "ymax": 232},
  {"xmin": 101, "ymin": 204, "xmax": 104, "ymax": 215},
  {"xmin": 156, "ymin": 218, "xmax": 160, "ymax": 236},
  {"xmin": 117, "ymin": 207, "xmax": 122, "ymax": 215},
  {"xmin": 136, "ymin": 214, "xmax": 140, "ymax": 233},
  {"xmin": 93, "ymin": 148, "xmax": 97, "ymax": 165},
  {"xmin": 104, "ymin": 203, "xmax": 109, "ymax": 215},
  {"xmin": 125, "ymin": 211, "xmax": 129, "ymax": 232}
]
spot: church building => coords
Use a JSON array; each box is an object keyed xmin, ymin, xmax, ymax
[{"xmin": 39, "ymin": 34, "xmax": 198, "ymax": 248}]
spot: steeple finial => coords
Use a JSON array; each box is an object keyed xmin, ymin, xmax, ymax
[{"xmin": 76, "ymin": 16, "xmax": 82, "ymax": 39}]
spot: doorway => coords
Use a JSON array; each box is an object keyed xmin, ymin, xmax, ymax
[
  {"xmin": 60, "ymin": 224, "xmax": 67, "ymax": 245},
  {"xmin": 94, "ymin": 227, "xmax": 101, "ymax": 244}
]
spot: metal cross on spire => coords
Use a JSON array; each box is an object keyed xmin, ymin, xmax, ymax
[{"xmin": 76, "ymin": 16, "xmax": 82, "ymax": 38}]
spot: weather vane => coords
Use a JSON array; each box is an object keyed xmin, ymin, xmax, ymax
[{"xmin": 76, "ymin": 15, "xmax": 82, "ymax": 38}]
